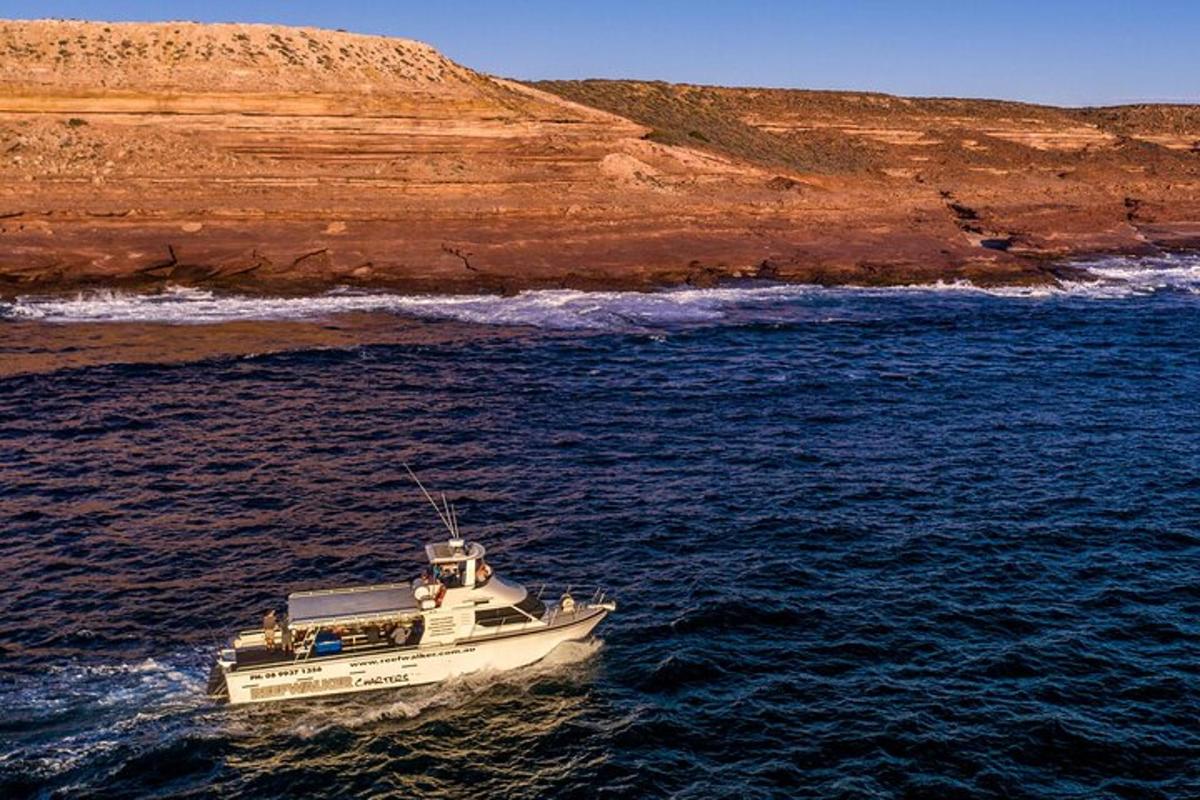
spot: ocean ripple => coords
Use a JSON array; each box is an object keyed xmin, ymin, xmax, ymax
[{"xmin": 2, "ymin": 256, "xmax": 1199, "ymax": 797}]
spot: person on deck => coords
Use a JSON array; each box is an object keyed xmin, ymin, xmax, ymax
[{"xmin": 263, "ymin": 609, "xmax": 278, "ymax": 649}]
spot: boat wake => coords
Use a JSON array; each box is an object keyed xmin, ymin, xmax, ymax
[
  {"xmin": 0, "ymin": 651, "xmax": 215, "ymax": 787},
  {"xmin": 2, "ymin": 254, "xmax": 1197, "ymax": 330},
  {"xmin": 0, "ymin": 638, "xmax": 603, "ymax": 789}
]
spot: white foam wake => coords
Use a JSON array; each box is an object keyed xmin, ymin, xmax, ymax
[
  {"xmin": 2, "ymin": 254, "xmax": 1196, "ymax": 328},
  {"xmin": 0, "ymin": 651, "xmax": 215, "ymax": 782}
]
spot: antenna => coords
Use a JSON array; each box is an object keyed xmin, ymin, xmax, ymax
[{"xmin": 403, "ymin": 462, "xmax": 456, "ymax": 537}]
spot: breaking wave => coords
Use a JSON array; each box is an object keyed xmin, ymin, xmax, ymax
[
  {"xmin": 2, "ymin": 253, "xmax": 1197, "ymax": 329},
  {"xmin": 1, "ymin": 284, "xmax": 817, "ymax": 329}
]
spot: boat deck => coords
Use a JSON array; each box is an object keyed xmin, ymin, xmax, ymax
[{"xmin": 233, "ymin": 640, "xmax": 408, "ymax": 671}]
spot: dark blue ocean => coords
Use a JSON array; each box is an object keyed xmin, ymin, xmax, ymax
[{"xmin": 2, "ymin": 256, "xmax": 1199, "ymax": 799}]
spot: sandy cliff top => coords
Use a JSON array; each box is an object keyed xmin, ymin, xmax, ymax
[{"xmin": 0, "ymin": 19, "xmax": 473, "ymax": 93}]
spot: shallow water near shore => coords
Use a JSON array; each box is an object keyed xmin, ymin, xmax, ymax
[{"xmin": 2, "ymin": 254, "xmax": 1199, "ymax": 798}]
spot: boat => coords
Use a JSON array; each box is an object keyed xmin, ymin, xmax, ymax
[{"xmin": 207, "ymin": 474, "xmax": 616, "ymax": 705}]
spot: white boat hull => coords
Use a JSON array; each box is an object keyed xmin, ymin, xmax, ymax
[{"xmin": 220, "ymin": 607, "xmax": 608, "ymax": 705}]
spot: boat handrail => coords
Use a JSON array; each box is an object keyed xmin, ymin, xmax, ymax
[
  {"xmin": 513, "ymin": 602, "xmax": 542, "ymax": 623},
  {"xmin": 466, "ymin": 584, "xmax": 609, "ymax": 634},
  {"xmin": 235, "ymin": 633, "xmax": 425, "ymax": 669}
]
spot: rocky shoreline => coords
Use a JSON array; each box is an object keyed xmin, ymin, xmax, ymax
[
  {"xmin": 1, "ymin": 219, "xmax": 1192, "ymax": 302},
  {"xmin": 0, "ymin": 248, "xmax": 1174, "ymax": 304},
  {"xmin": 0, "ymin": 252, "xmax": 1163, "ymax": 303},
  {"xmin": 2, "ymin": 20, "xmax": 1198, "ymax": 299}
]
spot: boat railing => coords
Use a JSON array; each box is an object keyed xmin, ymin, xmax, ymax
[
  {"xmin": 234, "ymin": 623, "xmax": 422, "ymax": 667},
  {"xmin": 542, "ymin": 585, "xmax": 610, "ymax": 627},
  {"xmin": 463, "ymin": 585, "xmax": 607, "ymax": 640}
]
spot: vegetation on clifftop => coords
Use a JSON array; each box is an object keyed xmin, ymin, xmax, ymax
[{"xmin": 534, "ymin": 79, "xmax": 883, "ymax": 175}]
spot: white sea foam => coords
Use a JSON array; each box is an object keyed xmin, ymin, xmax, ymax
[
  {"xmin": 1, "ymin": 284, "xmax": 823, "ymax": 328},
  {"xmin": 850, "ymin": 253, "xmax": 1200, "ymax": 299},
  {"xmin": 1084, "ymin": 253, "xmax": 1200, "ymax": 293},
  {"xmin": 1, "ymin": 651, "xmax": 215, "ymax": 780},
  {"xmin": 2, "ymin": 254, "xmax": 1196, "ymax": 328}
]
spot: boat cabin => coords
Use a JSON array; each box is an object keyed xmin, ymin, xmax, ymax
[{"xmin": 425, "ymin": 537, "xmax": 491, "ymax": 589}]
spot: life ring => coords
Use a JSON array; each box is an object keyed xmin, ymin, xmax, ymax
[{"xmin": 560, "ymin": 593, "xmax": 576, "ymax": 615}]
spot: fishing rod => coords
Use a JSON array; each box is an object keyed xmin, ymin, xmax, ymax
[{"xmin": 403, "ymin": 462, "xmax": 459, "ymax": 538}]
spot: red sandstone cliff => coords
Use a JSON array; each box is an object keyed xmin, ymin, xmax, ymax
[{"xmin": 1, "ymin": 19, "xmax": 1198, "ymax": 295}]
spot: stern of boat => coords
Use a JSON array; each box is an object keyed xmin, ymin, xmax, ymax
[{"xmin": 206, "ymin": 647, "xmax": 236, "ymax": 702}]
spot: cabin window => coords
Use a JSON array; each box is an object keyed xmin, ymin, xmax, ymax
[
  {"xmin": 515, "ymin": 593, "xmax": 546, "ymax": 619},
  {"xmin": 474, "ymin": 593, "xmax": 546, "ymax": 627}
]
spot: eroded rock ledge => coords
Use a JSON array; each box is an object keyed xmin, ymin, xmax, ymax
[{"xmin": 1, "ymin": 20, "xmax": 1198, "ymax": 298}]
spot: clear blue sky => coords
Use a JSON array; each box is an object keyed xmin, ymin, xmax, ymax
[{"xmin": 3, "ymin": 1, "xmax": 1197, "ymax": 106}]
